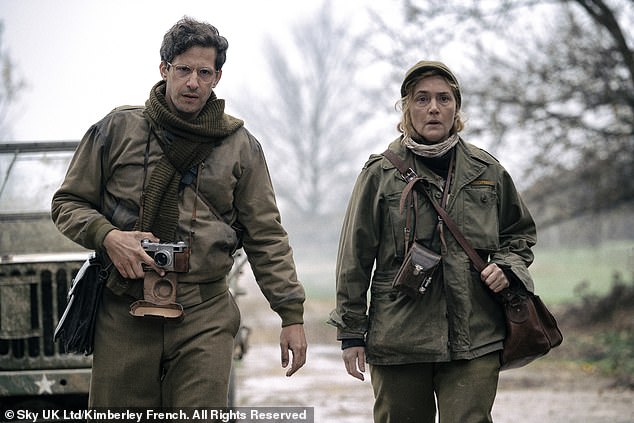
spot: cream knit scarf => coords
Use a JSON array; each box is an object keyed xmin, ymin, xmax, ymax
[{"xmin": 402, "ymin": 133, "xmax": 459, "ymax": 158}]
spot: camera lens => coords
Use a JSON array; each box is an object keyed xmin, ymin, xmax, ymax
[{"xmin": 154, "ymin": 250, "xmax": 171, "ymax": 267}]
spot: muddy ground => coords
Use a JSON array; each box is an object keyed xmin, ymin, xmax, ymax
[{"xmin": 232, "ymin": 287, "xmax": 634, "ymax": 423}]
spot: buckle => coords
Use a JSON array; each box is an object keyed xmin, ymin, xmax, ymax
[{"xmin": 402, "ymin": 168, "xmax": 418, "ymax": 183}]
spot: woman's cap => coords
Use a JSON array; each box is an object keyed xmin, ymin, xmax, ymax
[{"xmin": 401, "ymin": 60, "xmax": 461, "ymax": 108}]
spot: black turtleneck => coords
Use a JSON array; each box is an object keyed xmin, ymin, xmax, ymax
[{"xmin": 419, "ymin": 150, "xmax": 453, "ymax": 179}]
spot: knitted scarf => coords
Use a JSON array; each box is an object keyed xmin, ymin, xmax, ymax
[
  {"xmin": 402, "ymin": 133, "xmax": 459, "ymax": 158},
  {"xmin": 138, "ymin": 80, "xmax": 243, "ymax": 242}
]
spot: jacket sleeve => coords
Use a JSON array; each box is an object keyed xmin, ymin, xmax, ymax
[
  {"xmin": 234, "ymin": 132, "xmax": 305, "ymax": 327},
  {"xmin": 51, "ymin": 124, "xmax": 117, "ymax": 252},
  {"xmin": 490, "ymin": 168, "xmax": 537, "ymax": 292},
  {"xmin": 330, "ymin": 157, "xmax": 382, "ymax": 340}
]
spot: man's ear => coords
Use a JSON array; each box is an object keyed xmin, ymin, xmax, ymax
[
  {"xmin": 213, "ymin": 69, "xmax": 222, "ymax": 88},
  {"xmin": 159, "ymin": 62, "xmax": 168, "ymax": 80}
]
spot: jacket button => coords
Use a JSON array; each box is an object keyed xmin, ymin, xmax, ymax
[
  {"xmin": 435, "ymin": 192, "xmax": 442, "ymax": 199},
  {"xmin": 481, "ymin": 194, "xmax": 488, "ymax": 203}
]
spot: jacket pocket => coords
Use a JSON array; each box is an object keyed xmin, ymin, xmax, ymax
[
  {"xmin": 367, "ymin": 275, "xmax": 448, "ymax": 358},
  {"xmin": 460, "ymin": 185, "xmax": 499, "ymax": 250}
]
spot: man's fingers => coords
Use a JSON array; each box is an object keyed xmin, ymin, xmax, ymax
[
  {"xmin": 279, "ymin": 324, "xmax": 307, "ymax": 377},
  {"xmin": 105, "ymin": 230, "xmax": 165, "ymax": 279},
  {"xmin": 281, "ymin": 343, "xmax": 290, "ymax": 369},
  {"xmin": 285, "ymin": 348, "xmax": 306, "ymax": 377},
  {"xmin": 281, "ymin": 338, "xmax": 307, "ymax": 377}
]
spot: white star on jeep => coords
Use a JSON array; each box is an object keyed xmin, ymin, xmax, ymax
[{"xmin": 35, "ymin": 374, "xmax": 55, "ymax": 394}]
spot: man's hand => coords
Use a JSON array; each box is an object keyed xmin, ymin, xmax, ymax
[
  {"xmin": 342, "ymin": 346, "xmax": 366, "ymax": 381},
  {"xmin": 280, "ymin": 324, "xmax": 307, "ymax": 377},
  {"xmin": 480, "ymin": 263, "xmax": 510, "ymax": 293},
  {"xmin": 103, "ymin": 229, "xmax": 164, "ymax": 279}
]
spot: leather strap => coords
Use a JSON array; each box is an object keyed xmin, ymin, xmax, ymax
[{"xmin": 382, "ymin": 149, "xmax": 487, "ymax": 273}]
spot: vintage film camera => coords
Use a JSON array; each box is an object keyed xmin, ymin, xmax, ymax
[
  {"xmin": 129, "ymin": 240, "xmax": 190, "ymax": 320},
  {"xmin": 141, "ymin": 240, "xmax": 189, "ymax": 273}
]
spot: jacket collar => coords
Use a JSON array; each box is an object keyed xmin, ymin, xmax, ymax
[{"xmin": 382, "ymin": 136, "xmax": 495, "ymax": 189}]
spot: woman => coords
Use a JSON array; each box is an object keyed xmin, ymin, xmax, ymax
[{"xmin": 329, "ymin": 61, "xmax": 537, "ymax": 422}]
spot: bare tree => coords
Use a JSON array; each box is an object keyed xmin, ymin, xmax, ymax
[
  {"xmin": 0, "ymin": 22, "xmax": 26, "ymax": 139},
  {"xmin": 370, "ymin": 0, "xmax": 634, "ymax": 228},
  {"xmin": 233, "ymin": 2, "xmax": 384, "ymax": 222}
]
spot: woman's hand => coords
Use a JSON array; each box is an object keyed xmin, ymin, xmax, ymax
[
  {"xmin": 342, "ymin": 346, "xmax": 367, "ymax": 381},
  {"xmin": 480, "ymin": 263, "xmax": 510, "ymax": 293}
]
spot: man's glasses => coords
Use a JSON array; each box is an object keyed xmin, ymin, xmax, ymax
[{"xmin": 166, "ymin": 62, "xmax": 218, "ymax": 84}]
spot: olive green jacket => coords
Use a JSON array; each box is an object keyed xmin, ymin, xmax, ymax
[
  {"xmin": 52, "ymin": 106, "xmax": 304, "ymax": 326},
  {"xmin": 330, "ymin": 138, "xmax": 536, "ymax": 364}
]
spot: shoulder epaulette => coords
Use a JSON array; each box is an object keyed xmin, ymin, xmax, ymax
[{"xmin": 362, "ymin": 154, "xmax": 383, "ymax": 170}]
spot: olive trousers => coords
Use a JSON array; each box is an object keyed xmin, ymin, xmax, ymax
[
  {"xmin": 89, "ymin": 287, "xmax": 241, "ymax": 407},
  {"xmin": 370, "ymin": 352, "xmax": 500, "ymax": 423}
]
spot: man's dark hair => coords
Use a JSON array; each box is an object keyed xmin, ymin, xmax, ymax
[{"xmin": 160, "ymin": 17, "xmax": 229, "ymax": 70}]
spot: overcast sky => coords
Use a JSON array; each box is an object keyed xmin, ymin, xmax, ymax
[{"xmin": 1, "ymin": 0, "xmax": 384, "ymax": 141}]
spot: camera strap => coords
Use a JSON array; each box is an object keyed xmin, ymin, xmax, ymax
[{"xmin": 138, "ymin": 131, "xmax": 152, "ymax": 230}]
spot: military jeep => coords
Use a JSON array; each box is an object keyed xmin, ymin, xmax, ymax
[{"xmin": 0, "ymin": 141, "xmax": 90, "ymax": 409}]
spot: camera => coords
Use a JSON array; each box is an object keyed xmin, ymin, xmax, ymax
[
  {"xmin": 130, "ymin": 240, "xmax": 190, "ymax": 320},
  {"xmin": 141, "ymin": 240, "xmax": 189, "ymax": 273}
]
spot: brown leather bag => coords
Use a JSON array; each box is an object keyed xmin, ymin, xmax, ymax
[
  {"xmin": 498, "ymin": 289, "xmax": 563, "ymax": 369},
  {"xmin": 393, "ymin": 242, "xmax": 441, "ymax": 298},
  {"xmin": 382, "ymin": 149, "xmax": 563, "ymax": 370}
]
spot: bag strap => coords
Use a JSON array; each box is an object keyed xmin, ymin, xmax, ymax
[
  {"xmin": 382, "ymin": 149, "xmax": 487, "ymax": 273},
  {"xmin": 421, "ymin": 181, "xmax": 487, "ymax": 273}
]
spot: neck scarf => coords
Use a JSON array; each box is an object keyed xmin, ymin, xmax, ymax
[
  {"xmin": 402, "ymin": 133, "xmax": 459, "ymax": 158},
  {"xmin": 138, "ymin": 80, "xmax": 244, "ymax": 242}
]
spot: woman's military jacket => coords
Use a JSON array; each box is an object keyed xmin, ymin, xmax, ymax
[
  {"xmin": 51, "ymin": 106, "xmax": 304, "ymax": 326},
  {"xmin": 331, "ymin": 138, "xmax": 537, "ymax": 364}
]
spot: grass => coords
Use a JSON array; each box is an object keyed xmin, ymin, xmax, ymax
[{"xmin": 530, "ymin": 240, "xmax": 634, "ymax": 304}]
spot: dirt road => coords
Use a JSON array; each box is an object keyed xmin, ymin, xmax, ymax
[
  {"xmin": 233, "ymin": 343, "xmax": 633, "ymax": 423},
  {"xmin": 233, "ymin": 291, "xmax": 634, "ymax": 423}
]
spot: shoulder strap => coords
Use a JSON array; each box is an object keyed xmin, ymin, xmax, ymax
[
  {"xmin": 381, "ymin": 149, "xmax": 487, "ymax": 272},
  {"xmin": 382, "ymin": 149, "xmax": 417, "ymax": 183}
]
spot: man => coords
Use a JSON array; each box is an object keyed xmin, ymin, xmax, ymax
[{"xmin": 52, "ymin": 17, "xmax": 307, "ymax": 407}]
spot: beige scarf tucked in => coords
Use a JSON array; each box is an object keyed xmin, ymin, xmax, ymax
[{"xmin": 402, "ymin": 133, "xmax": 459, "ymax": 158}]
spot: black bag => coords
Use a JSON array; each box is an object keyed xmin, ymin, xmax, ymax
[
  {"xmin": 499, "ymin": 289, "xmax": 564, "ymax": 370},
  {"xmin": 393, "ymin": 242, "xmax": 441, "ymax": 298},
  {"xmin": 54, "ymin": 253, "xmax": 107, "ymax": 355}
]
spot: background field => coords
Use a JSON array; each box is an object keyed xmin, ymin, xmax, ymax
[{"xmin": 530, "ymin": 240, "xmax": 634, "ymax": 304}]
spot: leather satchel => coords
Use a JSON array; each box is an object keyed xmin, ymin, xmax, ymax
[
  {"xmin": 393, "ymin": 241, "xmax": 441, "ymax": 298},
  {"xmin": 498, "ymin": 289, "xmax": 563, "ymax": 369},
  {"xmin": 54, "ymin": 253, "xmax": 109, "ymax": 355},
  {"xmin": 382, "ymin": 149, "xmax": 563, "ymax": 370}
]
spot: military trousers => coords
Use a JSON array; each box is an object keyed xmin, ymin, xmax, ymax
[
  {"xmin": 370, "ymin": 352, "xmax": 500, "ymax": 423},
  {"xmin": 89, "ymin": 286, "xmax": 241, "ymax": 407}
]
